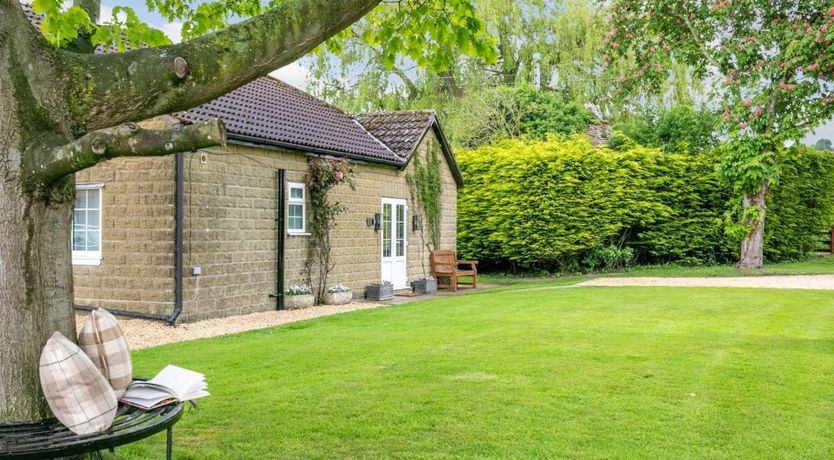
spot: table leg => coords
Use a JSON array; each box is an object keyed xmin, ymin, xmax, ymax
[{"xmin": 166, "ymin": 426, "xmax": 173, "ymax": 460}]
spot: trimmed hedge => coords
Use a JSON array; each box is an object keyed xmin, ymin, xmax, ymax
[{"xmin": 457, "ymin": 137, "xmax": 834, "ymax": 272}]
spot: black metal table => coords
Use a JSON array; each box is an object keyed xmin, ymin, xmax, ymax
[{"xmin": 0, "ymin": 402, "xmax": 184, "ymax": 460}]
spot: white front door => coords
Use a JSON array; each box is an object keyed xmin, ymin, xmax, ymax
[{"xmin": 381, "ymin": 198, "xmax": 408, "ymax": 289}]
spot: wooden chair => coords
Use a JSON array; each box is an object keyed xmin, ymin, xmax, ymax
[{"xmin": 430, "ymin": 250, "xmax": 478, "ymax": 291}]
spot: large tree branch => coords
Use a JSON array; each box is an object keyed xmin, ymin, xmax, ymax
[
  {"xmin": 26, "ymin": 119, "xmax": 226, "ymax": 186},
  {"xmin": 60, "ymin": 0, "xmax": 381, "ymax": 132}
]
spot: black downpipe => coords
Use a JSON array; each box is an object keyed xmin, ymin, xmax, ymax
[
  {"xmin": 270, "ymin": 169, "xmax": 286, "ymax": 309},
  {"xmin": 74, "ymin": 152, "xmax": 186, "ymax": 324},
  {"xmin": 166, "ymin": 151, "xmax": 185, "ymax": 324}
]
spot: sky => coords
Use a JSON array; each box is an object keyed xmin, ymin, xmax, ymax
[{"xmin": 54, "ymin": 1, "xmax": 834, "ymax": 144}]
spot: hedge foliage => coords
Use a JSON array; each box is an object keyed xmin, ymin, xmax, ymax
[{"xmin": 457, "ymin": 136, "xmax": 834, "ymax": 272}]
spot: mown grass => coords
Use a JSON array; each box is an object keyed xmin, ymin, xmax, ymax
[
  {"xmin": 481, "ymin": 254, "xmax": 834, "ymax": 287},
  {"xmin": 118, "ymin": 285, "xmax": 834, "ymax": 459}
]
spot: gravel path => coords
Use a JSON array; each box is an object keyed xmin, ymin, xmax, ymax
[
  {"xmin": 578, "ymin": 274, "xmax": 834, "ymax": 290},
  {"xmin": 75, "ymin": 302, "xmax": 385, "ymax": 350}
]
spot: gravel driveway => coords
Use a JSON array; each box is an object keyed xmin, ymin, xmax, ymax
[
  {"xmin": 76, "ymin": 302, "xmax": 386, "ymax": 350},
  {"xmin": 579, "ymin": 274, "xmax": 834, "ymax": 290}
]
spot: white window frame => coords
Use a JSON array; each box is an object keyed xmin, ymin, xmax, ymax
[
  {"xmin": 72, "ymin": 183, "xmax": 104, "ymax": 266},
  {"xmin": 287, "ymin": 182, "xmax": 306, "ymax": 234}
]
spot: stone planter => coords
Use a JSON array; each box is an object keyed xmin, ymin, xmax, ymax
[
  {"xmin": 284, "ymin": 294, "xmax": 315, "ymax": 309},
  {"xmin": 412, "ymin": 278, "xmax": 438, "ymax": 295},
  {"xmin": 324, "ymin": 291, "xmax": 352, "ymax": 305},
  {"xmin": 365, "ymin": 285, "xmax": 394, "ymax": 301}
]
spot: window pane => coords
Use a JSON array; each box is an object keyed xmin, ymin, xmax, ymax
[
  {"xmin": 86, "ymin": 189, "xmax": 100, "ymax": 208},
  {"xmin": 74, "ymin": 210, "xmax": 86, "ymax": 227},
  {"xmin": 73, "ymin": 231, "xmax": 86, "ymax": 251},
  {"xmin": 290, "ymin": 187, "xmax": 304, "ymax": 199},
  {"xmin": 396, "ymin": 205, "xmax": 405, "ymax": 257},
  {"xmin": 288, "ymin": 204, "xmax": 303, "ymax": 230},
  {"xmin": 382, "ymin": 204, "xmax": 392, "ymax": 257},
  {"xmin": 86, "ymin": 229, "xmax": 100, "ymax": 251},
  {"xmin": 86, "ymin": 211, "xmax": 100, "ymax": 231},
  {"xmin": 74, "ymin": 190, "xmax": 87, "ymax": 208}
]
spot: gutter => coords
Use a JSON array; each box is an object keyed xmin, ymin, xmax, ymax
[{"xmin": 227, "ymin": 135, "xmax": 405, "ymax": 167}]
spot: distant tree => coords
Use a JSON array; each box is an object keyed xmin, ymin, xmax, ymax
[
  {"xmin": 608, "ymin": 0, "xmax": 834, "ymax": 269},
  {"xmin": 616, "ymin": 105, "xmax": 719, "ymax": 154},
  {"xmin": 815, "ymin": 138, "xmax": 833, "ymax": 151},
  {"xmin": 453, "ymin": 86, "xmax": 593, "ymax": 148}
]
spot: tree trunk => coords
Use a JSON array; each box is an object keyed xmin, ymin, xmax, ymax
[
  {"xmin": 0, "ymin": 31, "xmax": 76, "ymax": 423},
  {"xmin": 737, "ymin": 183, "xmax": 768, "ymax": 269}
]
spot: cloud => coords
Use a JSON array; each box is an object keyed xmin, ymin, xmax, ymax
[
  {"xmin": 270, "ymin": 61, "xmax": 309, "ymax": 89},
  {"xmin": 160, "ymin": 22, "xmax": 183, "ymax": 43}
]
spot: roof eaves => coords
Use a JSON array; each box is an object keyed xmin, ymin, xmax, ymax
[{"xmin": 226, "ymin": 133, "xmax": 404, "ymax": 167}]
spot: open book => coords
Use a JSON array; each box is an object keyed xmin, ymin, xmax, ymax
[{"xmin": 120, "ymin": 365, "xmax": 209, "ymax": 410}]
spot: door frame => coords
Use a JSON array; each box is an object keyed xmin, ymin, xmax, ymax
[{"xmin": 380, "ymin": 197, "xmax": 408, "ymax": 289}]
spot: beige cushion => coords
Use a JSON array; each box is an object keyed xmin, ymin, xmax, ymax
[
  {"xmin": 39, "ymin": 331, "xmax": 118, "ymax": 435},
  {"xmin": 78, "ymin": 308, "xmax": 133, "ymax": 398}
]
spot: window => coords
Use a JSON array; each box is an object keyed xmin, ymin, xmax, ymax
[
  {"xmin": 287, "ymin": 182, "xmax": 306, "ymax": 234},
  {"xmin": 72, "ymin": 184, "xmax": 103, "ymax": 265}
]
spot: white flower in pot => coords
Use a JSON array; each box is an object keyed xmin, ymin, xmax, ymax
[
  {"xmin": 324, "ymin": 284, "xmax": 352, "ymax": 305},
  {"xmin": 285, "ymin": 284, "xmax": 314, "ymax": 309}
]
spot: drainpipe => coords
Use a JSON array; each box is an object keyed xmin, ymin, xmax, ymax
[
  {"xmin": 269, "ymin": 169, "xmax": 286, "ymax": 309},
  {"xmin": 165, "ymin": 151, "xmax": 185, "ymax": 324}
]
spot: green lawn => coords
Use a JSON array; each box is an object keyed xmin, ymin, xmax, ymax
[
  {"xmin": 121, "ymin": 285, "xmax": 834, "ymax": 459},
  {"xmin": 481, "ymin": 254, "xmax": 834, "ymax": 287}
]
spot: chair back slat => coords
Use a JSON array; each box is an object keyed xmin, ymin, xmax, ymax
[{"xmin": 431, "ymin": 250, "xmax": 457, "ymax": 275}]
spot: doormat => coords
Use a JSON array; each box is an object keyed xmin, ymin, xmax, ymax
[{"xmin": 395, "ymin": 291, "xmax": 419, "ymax": 297}]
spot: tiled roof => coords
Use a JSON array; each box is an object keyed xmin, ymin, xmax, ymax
[
  {"xmin": 354, "ymin": 111, "xmax": 436, "ymax": 159},
  {"xmin": 22, "ymin": 3, "xmax": 43, "ymax": 28},
  {"xmin": 176, "ymin": 78, "xmax": 401, "ymax": 163}
]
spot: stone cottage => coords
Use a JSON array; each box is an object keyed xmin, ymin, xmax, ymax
[{"xmin": 71, "ymin": 76, "xmax": 462, "ymax": 323}]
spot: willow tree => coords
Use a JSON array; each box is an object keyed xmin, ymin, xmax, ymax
[
  {"xmin": 608, "ymin": 0, "xmax": 834, "ymax": 268},
  {"xmin": 0, "ymin": 0, "xmax": 493, "ymax": 423}
]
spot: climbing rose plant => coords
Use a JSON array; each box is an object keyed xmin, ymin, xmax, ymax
[
  {"xmin": 305, "ymin": 158, "xmax": 355, "ymax": 303},
  {"xmin": 606, "ymin": 0, "xmax": 834, "ymax": 268}
]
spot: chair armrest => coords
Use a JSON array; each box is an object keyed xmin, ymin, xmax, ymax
[{"xmin": 457, "ymin": 260, "xmax": 479, "ymax": 265}]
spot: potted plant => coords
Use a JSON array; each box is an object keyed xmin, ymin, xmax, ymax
[
  {"xmin": 411, "ymin": 276, "xmax": 438, "ymax": 295},
  {"xmin": 365, "ymin": 281, "xmax": 394, "ymax": 301},
  {"xmin": 323, "ymin": 284, "xmax": 352, "ymax": 305},
  {"xmin": 284, "ymin": 284, "xmax": 314, "ymax": 309}
]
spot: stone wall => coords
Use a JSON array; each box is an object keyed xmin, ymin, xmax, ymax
[
  {"xmin": 72, "ymin": 128, "xmax": 459, "ymax": 322},
  {"xmin": 73, "ymin": 156, "xmax": 176, "ymax": 316}
]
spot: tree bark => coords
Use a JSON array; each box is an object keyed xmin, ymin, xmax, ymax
[
  {"xmin": 737, "ymin": 182, "xmax": 768, "ymax": 269},
  {"xmin": 0, "ymin": 30, "xmax": 76, "ymax": 422},
  {"xmin": 61, "ymin": 0, "xmax": 382, "ymax": 133}
]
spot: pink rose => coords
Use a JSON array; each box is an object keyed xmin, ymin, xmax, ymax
[{"xmin": 335, "ymin": 171, "xmax": 344, "ymax": 181}]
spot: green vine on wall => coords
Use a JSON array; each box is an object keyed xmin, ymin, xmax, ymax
[
  {"xmin": 305, "ymin": 158, "xmax": 355, "ymax": 304},
  {"xmin": 406, "ymin": 140, "xmax": 443, "ymax": 276}
]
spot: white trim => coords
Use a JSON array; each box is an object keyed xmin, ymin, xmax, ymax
[
  {"xmin": 72, "ymin": 186, "xmax": 103, "ymax": 266},
  {"xmin": 76, "ymin": 183, "xmax": 105, "ymax": 190},
  {"xmin": 287, "ymin": 181, "xmax": 306, "ymax": 234}
]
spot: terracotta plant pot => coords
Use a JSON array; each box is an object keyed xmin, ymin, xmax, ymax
[
  {"xmin": 324, "ymin": 291, "xmax": 352, "ymax": 305},
  {"xmin": 284, "ymin": 294, "xmax": 315, "ymax": 309},
  {"xmin": 412, "ymin": 278, "xmax": 438, "ymax": 295},
  {"xmin": 365, "ymin": 285, "xmax": 394, "ymax": 301}
]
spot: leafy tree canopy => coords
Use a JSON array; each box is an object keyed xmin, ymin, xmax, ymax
[{"xmin": 31, "ymin": 0, "xmax": 496, "ymax": 70}]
